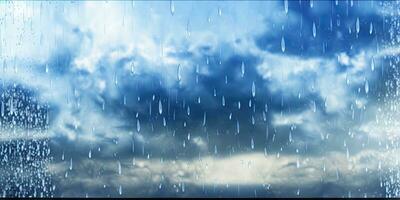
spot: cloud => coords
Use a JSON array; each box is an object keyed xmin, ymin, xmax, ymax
[
  {"xmin": 48, "ymin": 149, "xmax": 392, "ymax": 197},
  {"xmin": 0, "ymin": 0, "xmax": 399, "ymax": 197}
]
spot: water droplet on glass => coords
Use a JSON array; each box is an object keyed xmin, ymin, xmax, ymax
[
  {"xmin": 369, "ymin": 22, "xmax": 373, "ymax": 34},
  {"xmin": 252, "ymin": 81, "xmax": 256, "ymax": 97},
  {"xmin": 118, "ymin": 161, "xmax": 122, "ymax": 175},
  {"xmin": 170, "ymin": 1, "xmax": 175, "ymax": 16},
  {"xmin": 158, "ymin": 100, "xmax": 163, "ymax": 115},
  {"xmin": 356, "ymin": 18, "xmax": 360, "ymax": 34},
  {"xmin": 137, "ymin": 119, "xmax": 141, "ymax": 132},
  {"xmin": 312, "ymin": 22, "xmax": 317, "ymax": 38},
  {"xmin": 284, "ymin": 0, "xmax": 288, "ymax": 14},
  {"xmin": 241, "ymin": 61, "xmax": 245, "ymax": 77},
  {"xmin": 281, "ymin": 36, "xmax": 285, "ymax": 52},
  {"xmin": 371, "ymin": 57, "xmax": 375, "ymax": 71},
  {"xmin": 177, "ymin": 64, "xmax": 181, "ymax": 81},
  {"xmin": 236, "ymin": 120, "xmax": 240, "ymax": 134},
  {"xmin": 69, "ymin": 158, "xmax": 73, "ymax": 170}
]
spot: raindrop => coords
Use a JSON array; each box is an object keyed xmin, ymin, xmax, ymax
[
  {"xmin": 241, "ymin": 61, "xmax": 245, "ymax": 77},
  {"xmin": 371, "ymin": 57, "xmax": 375, "ymax": 71},
  {"xmin": 177, "ymin": 64, "xmax": 181, "ymax": 81},
  {"xmin": 202, "ymin": 112, "xmax": 207, "ymax": 126},
  {"xmin": 118, "ymin": 161, "xmax": 122, "ymax": 175},
  {"xmin": 284, "ymin": 0, "xmax": 288, "ymax": 14},
  {"xmin": 251, "ymin": 138, "xmax": 254, "ymax": 149},
  {"xmin": 137, "ymin": 119, "xmax": 141, "ymax": 132},
  {"xmin": 312, "ymin": 22, "xmax": 317, "ymax": 38},
  {"xmin": 236, "ymin": 120, "xmax": 240, "ymax": 134},
  {"xmin": 365, "ymin": 80, "xmax": 369, "ymax": 94},
  {"xmin": 69, "ymin": 158, "xmax": 73, "ymax": 170},
  {"xmin": 170, "ymin": 1, "xmax": 175, "ymax": 16},
  {"xmin": 281, "ymin": 36, "xmax": 286, "ymax": 52},
  {"xmin": 252, "ymin": 81, "xmax": 256, "ymax": 97},
  {"xmin": 158, "ymin": 100, "xmax": 163, "ymax": 115},
  {"xmin": 114, "ymin": 73, "xmax": 118, "ymax": 85},
  {"xmin": 356, "ymin": 18, "xmax": 360, "ymax": 34},
  {"xmin": 1, "ymin": 101, "xmax": 4, "ymax": 117},
  {"xmin": 369, "ymin": 22, "xmax": 373, "ymax": 34},
  {"xmin": 312, "ymin": 101, "xmax": 317, "ymax": 112}
]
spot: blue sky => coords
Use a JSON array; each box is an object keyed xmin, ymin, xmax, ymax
[{"xmin": 1, "ymin": 0, "xmax": 400, "ymax": 197}]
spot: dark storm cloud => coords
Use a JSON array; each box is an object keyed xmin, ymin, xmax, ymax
[
  {"xmin": 255, "ymin": 0, "xmax": 384, "ymax": 58},
  {"xmin": 43, "ymin": 0, "xmax": 388, "ymax": 162}
]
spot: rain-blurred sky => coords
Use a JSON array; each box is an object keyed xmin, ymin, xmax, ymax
[{"xmin": 1, "ymin": 0, "xmax": 400, "ymax": 197}]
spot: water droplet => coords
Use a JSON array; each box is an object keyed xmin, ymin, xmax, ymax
[
  {"xmin": 284, "ymin": 0, "xmax": 288, "ymax": 14},
  {"xmin": 312, "ymin": 22, "xmax": 317, "ymax": 38},
  {"xmin": 69, "ymin": 158, "xmax": 73, "ymax": 170},
  {"xmin": 177, "ymin": 64, "xmax": 181, "ymax": 81},
  {"xmin": 241, "ymin": 61, "xmax": 245, "ymax": 77},
  {"xmin": 1, "ymin": 102, "xmax": 4, "ymax": 117},
  {"xmin": 281, "ymin": 36, "xmax": 285, "ymax": 52},
  {"xmin": 356, "ymin": 18, "xmax": 360, "ymax": 34},
  {"xmin": 158, "ymin": 100, "xmax": 163, "ymax": 115},
  {"xmin": 312, "ymin": 101, "xmax": 317, "ymax": 112},
  {"xmin": 252, "ymin": 81, "xmax": 256, "ymax": 97},
  {"xmin": 202, "ymin": 112, "xmax": 207, "ymax": 126},
  {"xmin": 118, "ymin": 161, "xmax": 122, "ymax": 175},
  {"xmin": 369, "ymin": 22, "xmax": 373, "ymax": 34},
  {"xmin": 371, "ymin": 58, "xmax": 375, "ymax": 71},
  {"xmin": 170, "ymin": 1, "xmax": 175, "ymax": 16},
  {"xmin": 365, "ymin": 80, "xmax": 369, "ymax": 94},
  {"xmin": 236, "ymin": 120, "xmax": 240, "ymax": 134},
  {"xmin": 137, "ymin": 119, "xmax": 141, "ymax": 132}
]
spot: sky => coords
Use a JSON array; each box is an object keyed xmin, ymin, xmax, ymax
[{"xmin": 1, "ymin": 0, "xmax": 400, "ymax": 197}]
